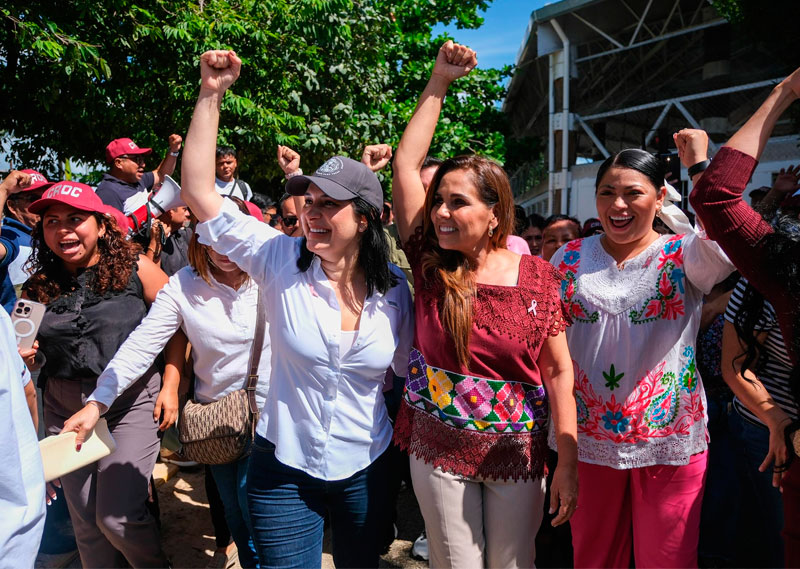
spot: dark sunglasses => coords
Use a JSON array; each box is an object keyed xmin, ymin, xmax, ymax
[
  {"xmin": 119, "ymin": 155, "xmax": 146, "ymax": 165},
  {"xmin": 282, "ymin": 216, "xmax": 298, "ymax": 227}
]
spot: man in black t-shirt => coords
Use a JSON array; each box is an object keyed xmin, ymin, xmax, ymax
[{"xmin": 95, "ymin": 135, "xmax": 183, "ymax": 215}]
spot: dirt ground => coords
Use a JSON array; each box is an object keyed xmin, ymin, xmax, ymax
[{"xmin": 159, "ymin": 466, "xmax": 428, "ymax": 569}]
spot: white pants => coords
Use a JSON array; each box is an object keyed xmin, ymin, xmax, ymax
[{"xmin": 410, "ymin": 455, "xmax": 546, "ymax": 569}]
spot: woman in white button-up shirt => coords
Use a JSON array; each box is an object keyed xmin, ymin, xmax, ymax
[
  {"xmin": 63, "ymin": 198, "xmax": 267, "ymax": 568},
  {"xmin": 180, "ymin": 50, "xmax": 414, "ymax": 569}
]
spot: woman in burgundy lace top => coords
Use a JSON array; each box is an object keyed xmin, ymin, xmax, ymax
[
  {"xmin": 688, "ymin": 65, "xmax": 800, "ymax": 567},
  {"xmin": 391, "ymin": 41, "xmax": 578, "ymax": 569}
]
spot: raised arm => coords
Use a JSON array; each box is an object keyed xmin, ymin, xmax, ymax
[
  {"xmin": 725, "ymin": 67, "xmax": 800, "ymax": 160},
  {"xmin": 392, "ymin": 41, "xmax": 477, "ymax": 244},
  {"xmin": 181, "ymin": 50, "xmax": 242, "ymax": 222},
  {"xmin": 721, "ymin": 321, "xmax": 791, "ymax": 488},
  {"xmin": 152, "ymin": 134, "xmax": 183, "ymax": 186}
]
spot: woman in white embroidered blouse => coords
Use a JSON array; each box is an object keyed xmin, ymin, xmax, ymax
[
  {"xmin": 179, "ymin": 50, "xmax": 413, "ymax": 569},
  {"xmin": 550, "ymin": 147, "xmax": 733, "ymax": 568}
]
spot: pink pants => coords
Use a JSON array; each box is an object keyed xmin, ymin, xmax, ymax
[{"xmin": 570, "ymin": 452, "xmax": 707, "ymax": 569}]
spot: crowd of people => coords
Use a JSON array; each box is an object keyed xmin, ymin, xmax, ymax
[{"xmin": 1, "ymin": 41, "xmax": 800, "ymax": 569}]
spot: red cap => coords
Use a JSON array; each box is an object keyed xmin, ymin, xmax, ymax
[
  {"xmin": 105, "ymin": 138, "xmax": 152, "ymax": 163},
  {"xmin": 100, "ymin": 205, "xmax": 132, "ymax": 233},
  {"xmin": 29, "ymin": 181, "xmax": 107, "ymax": 215},
  {"xmin": 244, "ymin": 201, "xmax": 265, "ymax": 222},
  {"xmin": 19, "ymin": 169, "xmax": 55, "ymax": 193}
]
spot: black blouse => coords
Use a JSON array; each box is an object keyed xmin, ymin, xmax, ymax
[{"xmin": 30, "ymin": 264, "xmax": 148, "ymax": 381}]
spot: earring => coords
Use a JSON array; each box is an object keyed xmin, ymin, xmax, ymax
[{"xmin": 488, "ymin": 227, "xmax": 494, "ymax": 237}]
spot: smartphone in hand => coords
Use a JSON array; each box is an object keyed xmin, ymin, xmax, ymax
[{"xmin": 11, "ymin": 299, "xmax": 45, "ymax": 350}]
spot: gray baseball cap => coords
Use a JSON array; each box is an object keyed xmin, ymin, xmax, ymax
[{"xmin": 286, "ymin": 156, "xmax": 384, "ymax": 211}]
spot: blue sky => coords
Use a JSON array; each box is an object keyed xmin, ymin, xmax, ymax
[{"xmin": 432, "ymin": 0, "xmax": 552, "ymax": 69}]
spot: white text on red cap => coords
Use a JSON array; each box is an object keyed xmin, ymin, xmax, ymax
[{"xmin": 45, "ymin": 183, "xmax": 85, "ymax": 199}]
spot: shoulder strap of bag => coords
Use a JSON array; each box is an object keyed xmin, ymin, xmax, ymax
[
  {"xmin": 244, "ymin": 289, "xmax": 266, "ymax": 414},
  {"xmin": 235, "ymin": 179, "xmax": 248, "ymax": 200}
]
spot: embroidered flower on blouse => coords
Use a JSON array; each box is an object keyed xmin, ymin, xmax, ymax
[
  {"xmin": 601, "ymin": 410, "xmax": 630, "ymax": 434},
  {"xmin": 453, "ymin": 377, "xmax": 494, "ymax": 419},
  {"xmin": 427, "ymin": 367, "xmax": 453, "ymax": 409},
  {"xmin": 493, "ymin": 382, "xmax": 526, "ymax": 422}
]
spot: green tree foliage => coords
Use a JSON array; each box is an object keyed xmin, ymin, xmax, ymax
[{"xmin": 0, "ymin": 0, "xmax": 519, "ymax": 195}]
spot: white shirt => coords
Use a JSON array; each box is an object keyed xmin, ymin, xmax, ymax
[
  {"xmin": 8, "ymin": 243, "xmax": 32, "ymax": 286},
  {"xmin": 215, "ymin": 178, "xmax": 253, "ymax": 201},
  {"xmin": 89, "ymin": 267, "xmax": 270, "ymax": 411},
  {"xmin": 550, "ymin": 233, "xmax": 733, "ymax": 469},
  {"xmin": 196, "ymin": 198, "xmax": 414, "ymax": 480},
  {"xmin": 0, "ymin": 310, "xmax": 45, "ymax": 568}
]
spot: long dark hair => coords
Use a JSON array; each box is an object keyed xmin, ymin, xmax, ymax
[
  {"xmin": 297, "ymin": 197, "xmax": 398, "ymax": 296},
  {"xmin": 752, "ymin": 212, "xmax": 800, "ymax": 405},
  {"xmin": 732, "ymin": 282, "xmax": 770, "ymax": 378},
  {"xmin": 24, "ymin": 212, "xmax": 140, "ymax": 304},
  {"xmin": 419, "ymin": 155, "xmax": 515, "ymax": 368}
]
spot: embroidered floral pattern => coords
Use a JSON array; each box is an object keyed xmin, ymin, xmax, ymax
[
  {"xmin": 629, "ymin": 236, "xmax": 686, "ymax": 324},
  {"xmin": 572, "ymin": 347, "xmax": 704, "ymax": 444},
  {"xmin": 427, "ymin": 367, "xmax": 453, "ymax": 409},
  {"xmin": 558, "ymin": 239, "xmax": 600, "ymax": 324},
  {"xmin": 403, "ymin": 348, "xmax": 549, "ymax": 434}
]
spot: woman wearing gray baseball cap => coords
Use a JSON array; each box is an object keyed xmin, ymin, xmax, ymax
[
  {"xmin": 391, "ymin": 41, "xmax": 579, "ymax": 569},
  {"xmin": 179, "ymin": 50, "xmax": 413, "ymax": 569}
]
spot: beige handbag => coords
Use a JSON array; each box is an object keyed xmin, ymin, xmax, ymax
[{"xmin": 178, "ymin": 293, "xmax": 265, "ymax": 465}]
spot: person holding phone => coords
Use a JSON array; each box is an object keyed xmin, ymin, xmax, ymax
[{"xmin": 20, "ymin": 182, "xmax": 172, "ymax": 568}]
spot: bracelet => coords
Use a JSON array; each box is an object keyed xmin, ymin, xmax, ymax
[
  {"xmin": 285, "ymin": 168, "xmax": 303, "ymax": 179},
  {"xmin": 687, "ymin": 159, "xmax": 710, "ymax": 178},
  {"xmin": 169, "ymin": 151, "xmax": 180, "ymax": 157}
]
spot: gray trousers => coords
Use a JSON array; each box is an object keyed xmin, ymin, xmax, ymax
[{"xmin": 44, "ymin": 370, "xmax": 168, "ymax": 568}]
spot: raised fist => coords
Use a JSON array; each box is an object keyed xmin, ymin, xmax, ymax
[
  {"xmin": 432, "ymin": 40, "xmax": 478, "ymax": 83},
  {"xmin": 277, "ymin": 145, "xmax": 301, "ymax": 175},
  {"xmin": 168, "ymin": 134, "xmax": 183, "ymax": 152},
  {"xmin": 0, "ymin": 170, "xmax": 32, "ymax": 195},
  {"xmin": 673, "ymin": 129, "xmax": 709, "ymax": 169},
  {"xmin": 361, "ymin": 144, "xmax": 393, "ymax": 172},
  {"xmin": 199, "ymin": 50, "xmax": 242, "ymax": 94}
]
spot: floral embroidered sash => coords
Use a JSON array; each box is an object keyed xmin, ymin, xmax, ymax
[
  {"xmin": 404, "ymin": 348, "xmax": 549, "ymax": 433},
  {"xmin": 394, "ymin": 348, "xmax": 549, "ymax": 481}
]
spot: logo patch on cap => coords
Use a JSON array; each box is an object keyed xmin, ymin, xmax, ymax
[
  {"xmin": 316, "ymin": 157, "xmax": 344, "ymax": 176},
  {"xmin": 30, "ymin": 173, "xmax": 47, "ymax": 184},
  {"xmin": 128, "ymin": 141, "xmax": 137, "ymax": 149},
  {"xmin": 46, "ymin": 183, "xmax": 84, "ymax": 199}
]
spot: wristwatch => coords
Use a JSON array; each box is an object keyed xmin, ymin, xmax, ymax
[
  {"xmin": 169, "ymin": 151, "xmax": 180, "ymax": 157},
  {"xmin": 687, "ymin": 159, "xmax": 710, "ymax": 178}
]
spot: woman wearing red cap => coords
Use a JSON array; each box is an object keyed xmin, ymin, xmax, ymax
[{"xmin": 19, "ymin": 182, "xmax": 172, "ymax": 568}]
